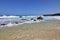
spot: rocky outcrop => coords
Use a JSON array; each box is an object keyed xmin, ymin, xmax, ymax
[{"xmin": 37, "ymin": 16, "xmax": 43, "ymax": 20}]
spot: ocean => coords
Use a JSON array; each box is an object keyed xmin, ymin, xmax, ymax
[{"xmin": 0, "ymin": 15, "xmax": 60, "ymax": 27}]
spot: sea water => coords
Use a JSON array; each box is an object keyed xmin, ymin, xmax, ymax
[
  {"xmin": 44, "ymin": 16, "xmax": 60, "ymax": 20},
  {"xmin": 0, "ymin": 16, "xmax": 60, "ymax": 27}
]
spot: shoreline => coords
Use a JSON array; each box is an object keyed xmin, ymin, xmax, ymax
[
  {"xmin": 0, "ymin": 20, "xmax": 60, "ymax": 40},
  {"xmin": 0, "ymin": 19, "xmax": 60, "ymax": 28}
]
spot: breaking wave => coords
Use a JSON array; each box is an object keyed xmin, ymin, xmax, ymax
[{"xmin": 0, "ymin": 15, "xmax": 60, "ymax": 27}]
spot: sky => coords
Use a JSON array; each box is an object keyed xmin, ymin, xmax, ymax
[{"xmin": 0, "ymin": 0, "xmax": 60, "ymax": 16}]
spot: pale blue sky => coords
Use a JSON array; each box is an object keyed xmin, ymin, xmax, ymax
[{"xmin": 0, "ymin": 0, "xmax": 60, "ymax": 15}]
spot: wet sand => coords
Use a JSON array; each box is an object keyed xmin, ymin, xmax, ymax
[{"xmin": 0, "ymin": 20, "xmax": 60, "ymax": 40}]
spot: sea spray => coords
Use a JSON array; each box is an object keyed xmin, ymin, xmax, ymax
[{"xmin": 0, "ymin": 15, "xmax": 60, "ymax": 27}]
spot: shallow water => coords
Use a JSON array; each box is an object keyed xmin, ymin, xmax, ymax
[{"xmin": 0, "ymin": 16, "xmax": 60, "ymax": 27}]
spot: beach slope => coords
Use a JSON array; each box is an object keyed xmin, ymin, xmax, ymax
[{"xmin": 0, "ymin": 20, "xmax": 60, "ymax": 40}]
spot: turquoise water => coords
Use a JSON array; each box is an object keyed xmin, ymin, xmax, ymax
[
  {"xmin": 0, "ymin": 16, "xmax": 60, "ymax": 27},
  {"xmin": 43, "ymin": 16, "xmax": 60, "ymax": 20},
  {"xmin": 0, "ymin": 16, "xmax": 60, "ymax": 21}
]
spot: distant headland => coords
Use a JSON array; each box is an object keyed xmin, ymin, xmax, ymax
[{"xmin": 43, "ymin": 13, "xmax": 60, "ymax": 16}]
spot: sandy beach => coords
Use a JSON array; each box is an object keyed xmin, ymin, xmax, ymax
[{"xmin": 0, "ymin": 20, "xmax": 60, "ymax": 40}]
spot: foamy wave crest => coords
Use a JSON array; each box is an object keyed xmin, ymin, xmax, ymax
[
  {"xmin": 0, "ymin": 15, "xmax": 19, "ymax": 18},
  {"xmin": 44, "ymin": 16, "xmax": 60, "ymax": 20},
  {"xmin": 53, "ymin": 16, "xmax": 60, "ymax": 20}
]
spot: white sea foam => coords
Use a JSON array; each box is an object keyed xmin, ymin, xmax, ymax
[
  {"xmin": 24, "ymin": 20, "xmax": 41, "ymax": 24},
  {"xmin": 5, "ymin": 23, "xmax": 15, "ymax": 27},
  {"xmin": 0, "ymin": 16, "xmax": 60, "ymax": 28},
  {"xmin": 0, "ymin": 15, "xmax": 19, "ymax": 18},
  {"xmin": 5, "ymin": 23, "xmax": 24, "ymax": 27},
  {"xmin": 53, "ymin": 16, "xmax": 60, "ymax": 20},
  {"xmin": 44, "ymin": 16, "xmax": 60, "ymax": 20}
]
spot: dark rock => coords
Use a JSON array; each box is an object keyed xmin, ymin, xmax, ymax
[
  {"xmin": 37, "ymin": 16, "xmax": 43, "ymax": 20},
  {"xmin": 34, "ymin": 19, "xmax": 36, "ymax": 21},
  {"xmin": 1, "ymin": 24, "xmax": 6, "ymax": 25}
]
